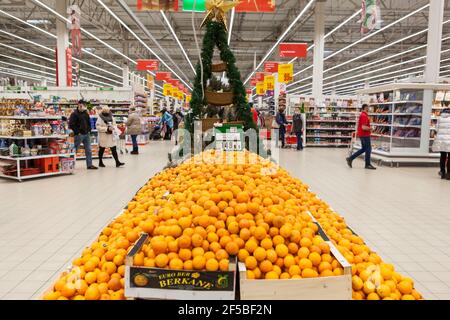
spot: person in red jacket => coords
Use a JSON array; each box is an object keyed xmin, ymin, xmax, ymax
[{"xmin": 346, "ymin": 104, "xmax": 377, "ymax": 170}]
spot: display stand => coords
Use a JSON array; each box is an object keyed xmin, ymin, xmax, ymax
[
  {"xmin": 0, "ymin": 114, "xmax": 75, "ymax": 181},
  {"xmin": 288, "ymin": 94, "xmax": 360, "ymax": 147},
  {"xmin": 356, "ymin": 83, "xmax": 450, "ymax": 166}
]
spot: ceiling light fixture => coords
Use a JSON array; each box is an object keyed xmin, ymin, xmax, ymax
[
  {"xmin": 160, "ymin": 10, "xmax": 196, "ymax": 74},
  {"xmin": 243, "ymin": 0, "xmax": 315, "ymax": 85},
  {"xmin": 96, "ymin": 0, "xmax": 192, "ymax": 90}
]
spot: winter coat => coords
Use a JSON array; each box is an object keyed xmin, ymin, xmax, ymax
[
  {"xmin": 432, "ymin": 112, "xmax": 450, "ymax": 153},
  {"xmin": 126, "ymin": 112, "xmax": 142, "ymax": 136},
  {"xmin": 97, "ymin": 114, "xmax": 117, "ymax": 148},
  {"xmin": 69, "ymin": 109, "xmax": 91, "ymax": 135},
  {"xmin": 276, "ymin": 112, "xmax": 288, "ymax": 133},
  {"xmin": 292, "ymin": 113, "xmax": 303, "ymax": 133}
]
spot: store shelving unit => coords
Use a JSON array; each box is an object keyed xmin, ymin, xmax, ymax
[
  {"xmin": 287, "ymin": 95, "xmax": 359, "ymax": 147},
  {"xmin": 0, "ymin": 113, "xmax": 75, "ymax": 181},
  {"xmin": 356, "ymin": 83, "xmax": 450, "ymax": 165}
]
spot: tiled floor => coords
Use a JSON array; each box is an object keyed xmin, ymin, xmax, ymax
[
  {"xmin": 0, "ymin": 142, "xmax": 449, "ymax": 299},
  {"xmin": 279, "ymin": 147, "xmax": 450, "ymax": 300},
  {"xmin": 0, "ymin": 141, "xmax": 173, "ymax": 300}
]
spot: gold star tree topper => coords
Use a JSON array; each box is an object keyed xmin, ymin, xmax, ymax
[{"xmin": 200, "ymin": 0, "xmax": 241, "ymax": 32}]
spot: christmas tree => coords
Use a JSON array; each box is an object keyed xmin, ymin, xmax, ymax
[{"xmin": 185, "ymin": 1, "xmax": 256, "ymax": 135}]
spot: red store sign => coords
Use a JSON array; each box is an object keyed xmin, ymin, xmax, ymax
[{"xmin": 279, "ymin": 43, "xmax": 308, "ymax": 58}]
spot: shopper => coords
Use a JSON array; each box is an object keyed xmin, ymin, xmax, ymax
[
  {"xmin": 291, "ymin": 107, "xmax": 304, "ymax": 151},
  {"xmin": 117, "ymin": 123, "xmax": 128, "ymax": 154},
  {"xmin": 251, "ymin": 103, "xmax": 258, "ymax": 126},
  {"xmin": 432, "ymin": 108, "xmax": 450, "ymax": 179},
  {"xmin": 173, "ymin": 109, "xmax": 184, "ymax": 145},
  {"xmin": 69, "ymin": 100, "xmax": 97, "ymax": 170},
  {"xmin": 346, "ymin": 104, "xmax": 376, "ymax": 170},
  {"xmin": 97, "ymin": 106, "xmax": 124, "ymax": 168},
  {"xmin": 126, "ymin": 107, "xmax": 141, "ymax": 155},
  {"xmin": 160, "ymin": 108, "xmax": 174, "ymax": 140},
  {"xmin": 275, "ymin": 107, "xmax": 288, "ymax": 148}
]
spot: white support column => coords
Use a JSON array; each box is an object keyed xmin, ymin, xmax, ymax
[
  {"xmin": 312, "ymin": 1, "xmax": 325, "ymax": 99},
  {"xmin": 122, "ymin": 64, "xmax": 129, "ymax": 87},
  {"xmin": 424, "ymin": 0, "xmax": 444, "ymax": 82},
  {"xmin": 55, "ymin": 0, "xmax": 69, "ymax": 87}
]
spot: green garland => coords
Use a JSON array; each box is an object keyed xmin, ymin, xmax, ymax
[{"xmin": 185, "ymin": 21, "xmax": 256, "ymax": 135}]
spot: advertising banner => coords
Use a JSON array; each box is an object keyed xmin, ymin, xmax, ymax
[
  {"xmin": 264, "ymin": 61, "xmax": 278, "ymax": 73},
  {"xmin": 137, "ymin": 0, "xmax": 179, "ymax": 11},
  {"xmin": 263, "ymin": 75, "xmax": 275, "ymax": 91},
  {"xmin": 155, "ymin": 72, "xmax": 171, "ymax": 81},
  {"xmin": 235, "ymin": 0, "xmax": 275, "ymax": 13},
  {"xmin": 256, "ymin": 82, "xmax": 265, "ymax": 95},
  {"xmin": 277, "ymin": 63, "xmax": 293, "ymax": 84},
  {"xmin": 279, "ymin": 43, "xmax": 308, "ymax": 58},
  {"xmin": 137, "ymin": 59, "xmax": 159, "ymax": 71}
]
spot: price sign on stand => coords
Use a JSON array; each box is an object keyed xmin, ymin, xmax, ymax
[{"xmin": 214, "ymin": 124, "xmax": 244, "ymax": 151}]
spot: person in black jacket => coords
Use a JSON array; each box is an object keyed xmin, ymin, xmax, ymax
[
  {"xmin": 291, "ymin": 107, "xmax": 304, "ymax": 151},
  {"xmin": 276, "ymin": 107, "xmax": 288, "ymax": 148},
  {"xmin": 69, "ymin": 100, "xmax": 97, "ymax": 169}
]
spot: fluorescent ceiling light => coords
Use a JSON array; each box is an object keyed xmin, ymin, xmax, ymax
[
  {"xmin": 96, "ymin": 0, "xmax": 192, "ymax": 90},
  {"xmin": 31, "ymin": 0, "xmax": 135, "ymax": 65},
  {"xmin": 0, "ymin": 61, "xmax": 55, "ymax": 77},
  {"xmin": 0, "ymin": 53, "xmax": 54, "ymax": 71},
  {"xmin": 289, "ymin": 9, "xmax": 361, "ymax": 64},
  {"xmin": 244, "ymin": 0, "xmax": 315, "ymax": 84},
  {"xmin": 228, "ymin": 8, "xmax": 235, "ymax": 45},
  {"xmin": 325, "ymin": 4, "xmax": 429, "ymax": 61},
  {"xmin": 289, "ymin": 29, "xmax": 450, "ymax": 93},
  {"xmin": 160, "ymin": 10, "xmax": 196, "ymax": 74},
  {"xmin": 0, "ymin": 43, "xmax": 53, "ymax": 62},
  {"xmin": 26, "ymin": 19, "xmax": 51, "ymax": 25},
  {"xmin": 0, "ymin": 29, "xmax": 53, "ymax": 52}
]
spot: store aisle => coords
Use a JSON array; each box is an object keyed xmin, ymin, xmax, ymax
[
  {"xmin": 280, "ymin": 148, "xmax": 450, "ymax": 300},
  {"xmin": 1, "ymin": 143, "xmax": 450, "ymax": 299},
  {"xmin": 0, "ymin": 142, "xmax": 173, "ymax": 300}
]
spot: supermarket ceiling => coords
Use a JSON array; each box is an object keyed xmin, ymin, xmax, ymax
[{"xmin": 1, "ymin": 0, "xmax": 450, "ymax": 95}]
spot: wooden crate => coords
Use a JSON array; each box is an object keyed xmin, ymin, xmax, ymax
[
  {"xmin": 239, "ymin": 222, "xmax": 352, "ymax": 300},
  {"xmin": 125, "ymin": 233, "xmax": 237, "ymax": 300}
]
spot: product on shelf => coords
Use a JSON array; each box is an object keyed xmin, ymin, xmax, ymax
[{"xmin": 44, "ymin": 150, "xmax": 422, "ymax": 300}]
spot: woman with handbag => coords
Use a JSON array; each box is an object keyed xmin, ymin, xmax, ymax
[{"xmin": 97, "ymin": 106, "xmax": 125, "ymax": 168}]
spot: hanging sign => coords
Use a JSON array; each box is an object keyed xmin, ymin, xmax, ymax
[
  {"xmin": 250, "ymin": 78, "xmax": 257, "ymax": 86},
  {"xmin": 136, "ymin": 59, "xmax": 159, "ymax": 71},
  {"xmin": 279, "ymin": 43, "xmax": 308, "ymax": 58},
  {"xmin": 163, "ymin": 83, "xmax": 173, "ymax": 96},
  {"xmin": 236, "ymin": 0, "xmax": 275, "ymax": 12},
  {"xmin": 167, "ymin": 78, "xmax": 179, "ymax": 87},
  {"xmin": 263, "ymin": 75, "xmax": 275, "ymax": 91},
  {"xmin": 155, "ymin": 72, "xmax": 171, "ymax": 81},
  {"xmin": 32, "ymin": 86, "xmax": 48, "ymax": 91},
  {"xmin": 264, "ymin": 61, "xmax": 278, "ymax": 73},
  {"xmin": 137, "ymin": 0, "xmax": 179, "ymax": 11},
  {"xmin": 360, "ymin": 0, "xmax": 381, "ymax": 35},
  {"xmin": 255, "ymin": 72, "xmax": 266, "ymax": 82},
  {"xmin": 172, "ymin": 87, "xmax": 178, "ymax": 99},
  {"xmin": 277, "ymin": 64, "xmax": 293, "ymax": 83},
  {"xmin": 256, "ymin": 82, "xmax": 265, "ymax": 95},
  {"xmin": 98, "ymin": 87, "xmax": 114, "ymax": 91},
  {"xmin": 182, "ymin": 0, "xmax": 206, "ymax": 12},
  {"xmin": 66, "ymin": 48, "xmax": 73, "ymax": 87},
  {"xmin": 146, "ymin": 74, "xmax": 154, "ymax": 91},
  {"xmin": 68, "ymin": 5, "xmax": 82, "ymax": 58}
]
